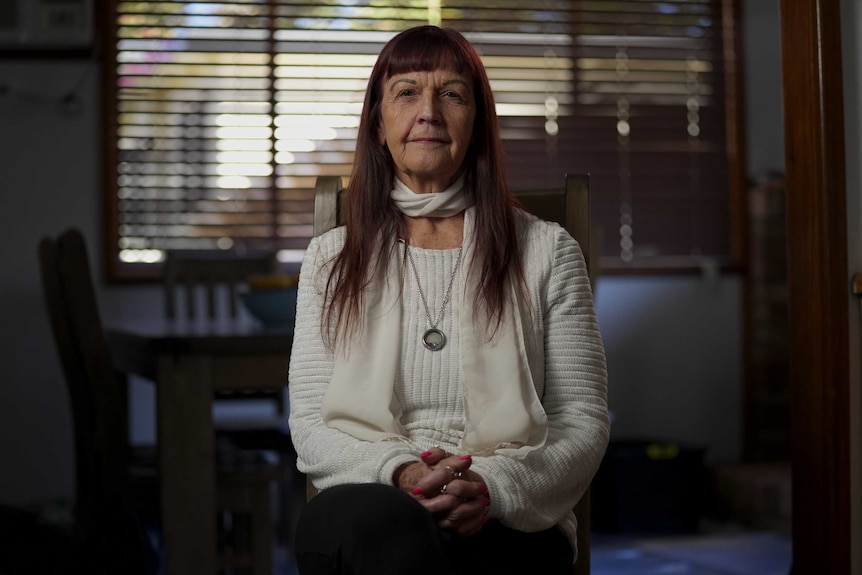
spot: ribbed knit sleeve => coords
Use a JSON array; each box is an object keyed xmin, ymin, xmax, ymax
[
  {"xmin": 287, "ymin": 230, "xmax": 421, "ymax": 490},
  {"xmin": 287, "ymin": 212, "xmax": 609, "ymax": 554},
  {"xmin": 467, "ymin": 216, "xmax": 609, "ymax": 539}
]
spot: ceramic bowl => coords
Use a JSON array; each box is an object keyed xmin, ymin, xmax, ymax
[{"xmin": 239, "ymin": 287, "xmax": 298, "ymax": 330}]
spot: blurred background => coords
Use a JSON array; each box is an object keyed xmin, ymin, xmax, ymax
[{"xmin": 0, "ymin": 0, "xmax": 862, "ymax": 575}]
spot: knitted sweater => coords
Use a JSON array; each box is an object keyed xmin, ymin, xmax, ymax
[{"xmin": 287, "ymin": 207, "xmax": 609, "ymax": 555}]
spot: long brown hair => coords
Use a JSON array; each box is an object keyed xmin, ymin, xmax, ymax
[{"xmin": 324, "ymin": 25, "xmax": 524, "ymax": 342}]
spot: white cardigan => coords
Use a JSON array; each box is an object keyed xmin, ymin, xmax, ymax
[{"xmin": 287, "ymin": 208, "xmax": 609, "ymax": 555}]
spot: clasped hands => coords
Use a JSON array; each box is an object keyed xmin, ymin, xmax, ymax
[{"xmin": 394, "ymin": 446, "xmax": 490, "ymax": 537}]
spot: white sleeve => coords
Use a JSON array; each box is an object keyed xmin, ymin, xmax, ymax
[
  {"xmin": 468, "ymin": 227, "xmax": 610, "ymax": 532},
  {"xmin": 287, "ymin": 233, "xmax": 419, "ymax": 490}
]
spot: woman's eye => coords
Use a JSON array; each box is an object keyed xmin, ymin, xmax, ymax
[
  {"xmin": 442, "ymin": 90, "xmax": 463, "ymax": 100},
  {"xmin": 396, "ymin": 89, "xmax": 416, "ymax": 98}
]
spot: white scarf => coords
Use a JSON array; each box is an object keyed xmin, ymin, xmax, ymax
[
  {"xmin": 390, "ymin": 175, "xmax": 470, "ymax": 217},
  {"xmin": 321, "ymin": 177, "xmax": 548, "ymax": 458}
]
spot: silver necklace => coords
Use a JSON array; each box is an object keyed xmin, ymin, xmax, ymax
[{"xmin": 401, "ymin": 240, "xmax": 464, "ymax": 352}]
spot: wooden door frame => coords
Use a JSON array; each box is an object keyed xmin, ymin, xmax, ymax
[{"xmin": 779, "ymin": 0, "xmax": 852, "ymax": 573}]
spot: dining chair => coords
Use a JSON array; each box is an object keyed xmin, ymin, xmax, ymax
[
  {"xmin": 309, "ymin": 174, "xmax": 595, "ymax": 575},
  {"xmin": 162, "ymin": 250, "xmax": 288, "ymax": 416},
  {"xmin": 162, "ymin": 247, "xmax": 301, "ymax": 551},
  {"xmin": 509, "ymin": 174, "xmax": 594, "ymax": 575},
  {"xmin": 39, "ymin": 229, "xmax": 281, "ymax": 575},
  {"xmin": 163, "ymin": 250, "xmax": 279, "ymax": 321},
  {"xmin": 162, "ymin": 248, "xmax": 299, "ymax": 544}
]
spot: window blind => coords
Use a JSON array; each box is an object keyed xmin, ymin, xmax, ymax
[
  {"xmin": 105, "ymin": 0, "xmax": 737, "ymax": 279},
  {"xmin": 567, "ymin": 0, "xmax": 732, "ymax": 265}
]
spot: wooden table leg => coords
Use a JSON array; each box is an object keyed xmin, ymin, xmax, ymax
[{"xmin": 158, "ymin": 354, "xmax": 217, "ymax": 575}]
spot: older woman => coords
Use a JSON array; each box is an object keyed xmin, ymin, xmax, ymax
[{"xmin": 287, "ymin": 25, "xmax": 609, "ymax": 575}]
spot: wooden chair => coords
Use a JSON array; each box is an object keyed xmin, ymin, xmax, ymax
[
  {"xmin": 39, "ymin": 229, "xmax": 280, "ymax": 575},
  {"xmin": 162, "ymin": 248, "xmax": 298, "ymax": 549},
  {"xmin": 511, "ymin": 174, "xmax": 594, "ymax": 575},
  {"xmin": 310, "ymin": 174, "xmax": 595, "ymax": 575},
  {"xmin": 163, "ymin": 250, "xmax": 279, "ymax": 321},
  {"xmin": 163, "ymin": 250, "xmax": 287, "ymax": 414}
]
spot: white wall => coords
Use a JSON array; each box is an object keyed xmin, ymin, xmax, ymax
[
  {"xmin": 594, "ymin": 275, "xmax": 742, "ymax": 463},
  {"xmin": 0, "ymin": 1, "xmax": 783, "ymax": 505},
  {"xmin": 0, "ymin": 60, "xmax": 100, "ymax": 504}
]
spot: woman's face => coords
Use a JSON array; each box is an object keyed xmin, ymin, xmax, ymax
[{"xmin": 378, "ymin": 68, "xmax": 476, "ymax": 194}]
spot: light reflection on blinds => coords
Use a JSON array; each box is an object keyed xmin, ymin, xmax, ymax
[
  {"xmin": 570, "ymin": 0, "xmax": 729, "ymax": 262},
  {"xmin": 109, "ymin": 0, "xmax": 732, "ymax": 274},
  {"xmin": 112, "ymin": 0, "xmax": 574, "ymax": 266}
]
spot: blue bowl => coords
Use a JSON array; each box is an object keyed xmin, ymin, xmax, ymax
[{"xmin": 240, "ymin": 288, "xmax": 298, "ymax": 330}]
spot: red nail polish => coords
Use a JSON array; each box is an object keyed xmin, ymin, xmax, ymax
[
  {"xmin": 411, "ymin": 486, "xmax": 422, "ymax": 495},
  {"xmin": 483, "ymin": 497, "xmax": 490, "ymax": 506},
  {"xmin": 481, "ymin": 485, "xmax": 488, "ymax": 494},
  {"xmin": 420, "ymin": 450, "xmax": 432, "ymax": 458},
  {"xmin": 459, "ymin": 454, "xmax": 472, "ymax": 460}
]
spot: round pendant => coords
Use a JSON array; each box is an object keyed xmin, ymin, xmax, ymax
[{"xmin": 422, "ymin": 328, "xmax": 447, "ymax": 351}]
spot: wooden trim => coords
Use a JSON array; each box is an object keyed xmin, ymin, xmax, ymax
[
  {"xmin": 722, "ymin": 0, "xmax": 748, "ymax": 268},
  {"xmin": 565, "ymin": 173, "xmax": 591, "ymax": 273},
  {"xmin": 598, "ymin": 256, "xmax": 743, "ymax": 276},
  {"xmin": 780, "ymin": 1, "xmax": 851, "ymax": 573},
  {"xmin": 728, "ymin": 0, "xmax": 755, "ymax": 463},
  {"xmin": 101, "ymin": 0, "xmax": 120, "ymax": 283}
]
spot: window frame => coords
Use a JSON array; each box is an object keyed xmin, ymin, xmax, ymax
[{"xmin": 100, "ymin": 0, "xmax": 746, "ymax": 283}]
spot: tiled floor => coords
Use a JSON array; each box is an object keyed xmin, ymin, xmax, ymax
[
  {"xmin": 592, "ymin": 529, "xmax": 792, "ymax": 575},
  {"xmin": 275, "ymin": 528, "xmax": 792, "ymax": 575},
  {"xmin": 276, "ymin": 461, "xmax": 791, "ymax": 575}
]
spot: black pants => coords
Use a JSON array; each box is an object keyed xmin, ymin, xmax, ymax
[{"xmin": 295, "ymin": 483, "xmax": 573, "ymax": 575}]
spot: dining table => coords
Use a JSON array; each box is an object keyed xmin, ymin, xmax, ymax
[{"xmin": 106, "ymin": 316, "xmax": 294, "ymax": 575}]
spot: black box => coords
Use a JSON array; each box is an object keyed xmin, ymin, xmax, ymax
[{"xmin": 591, "ymin": 440, "xmax": 706, "ymax": 534}]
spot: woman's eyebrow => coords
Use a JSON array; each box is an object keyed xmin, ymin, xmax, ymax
[
  {"xmin": 442, "ymin": 79, "xmax": 469, "ymax": 89},
  {"xmin": 388, "ymin": 78, "xmax": 469, "ymax": 90},
  {"xmin": 390, "ymin": 78, "xmax": 417, "ymax": 89}
]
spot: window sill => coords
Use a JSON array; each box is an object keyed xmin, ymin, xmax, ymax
[{"xmin": 597, "ymin": 256, "xmax": 745, "ymax": 277}]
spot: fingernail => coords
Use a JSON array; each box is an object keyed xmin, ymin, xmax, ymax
[
  {"xmin": 481, "ymin": 485, "xmax": 488, "ymax": 494},
  {"xmin": 411, "ymin": 486, "xmax": 422, "ymax": 495},
  {"xmin": 483, "ymin": 497, "xmax": 490, "ymax": 507},
  {"xmin": 420, "ymin": 450, "xmax": 432, "ymax": 458},
  {"xmin": 459, "ymin": 454, "xmax": 472, "ymax": 460}
]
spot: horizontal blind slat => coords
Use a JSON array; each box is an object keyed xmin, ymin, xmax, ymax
[{"xmin": 108, "ymin": 0, "xmax": 732, "ymax": 270}]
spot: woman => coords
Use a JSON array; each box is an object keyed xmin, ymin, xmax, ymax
[{"xmin": 288, "ymin": 25, "xmax": 609, "ymax": 575}]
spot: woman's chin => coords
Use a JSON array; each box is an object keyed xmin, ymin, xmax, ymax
[{"xmin": 397, "ymin": 167, "xmax": 462, "ymax": 191}]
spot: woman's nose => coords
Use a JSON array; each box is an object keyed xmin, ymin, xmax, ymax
[{"xmin": 417, "ymin": 94, "xmax": 441, "ymax": 123}]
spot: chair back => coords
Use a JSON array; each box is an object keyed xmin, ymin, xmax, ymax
[
  {"xmin": 511, "ymin": 175, "xmax": 593, "ymax": 575},
  {"xmin": 163, "ymin": 250, "xmax": 287, "ymax": 415},
  {"xmin": 163, "ymin": 251, "xmax": 278, "ymax": 320},
  {"xmin": 512, "ymin": 174, "xmax": 594, "ymax": 287},
  {"xmin": 311, "ymin": 174, "xmax": 594, "ymax": 574},
  {"xmin": 38, "ymin": 230, "xmax": 130, "ymax": 522},
  {"xmin": 312, "ymin": 174, "xmax": 594, "ymax": 281},
  {"xmin": 40, "ymin": 230, "xmax": 280, "ymax": 573}
]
